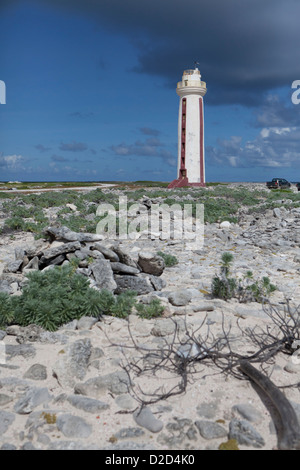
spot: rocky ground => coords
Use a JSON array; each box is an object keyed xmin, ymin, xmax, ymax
[{"xmin": 0, "ymin": 182, "xmax": 300, "ymax": 451}]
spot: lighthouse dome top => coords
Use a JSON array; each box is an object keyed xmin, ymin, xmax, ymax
[
  {"xmin": 183, "ymin": 68, "xmax": 201, "ymax": 80},
  {"xmin": 177, "ymin": 66, "xmax": 207, "ymax": 97}
]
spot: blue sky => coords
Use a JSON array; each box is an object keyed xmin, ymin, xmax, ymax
[{"xmin": 1, "ymin": 0, "xmax": 300, "ymax": 183}]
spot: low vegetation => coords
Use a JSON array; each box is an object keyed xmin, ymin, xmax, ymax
[
  {"xmin": 1, "ymin": 181, "xmax": 300, "ymax": 238},
  {"xmin": 0, "ymin": 265, "xmax": 164, "ymax": 331},
  {"xmin": 211, "ymin": 252, "xmax": 276, "ymax": 302},
  {"xmin": 135, "ymin": 298, "xmax": 165, "ymax": 319},
  {"xmin": 157, "ymin": 251, "xmax": 178, "ymax": 267},
  {"xmin": 0, "ymin": 181, "xmax": 293, "ymax": 328},
  {"xmin": 0, "ymin": 265, "xmax": 106, "ymax": 330}
]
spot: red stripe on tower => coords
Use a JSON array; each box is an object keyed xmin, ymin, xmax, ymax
[
  {"xmin": 199, "ymin": 97, "xmax": 204, "ymax": 185},
  {"xmin": 180, "ymin": 98, "xmax": 187, "ymax": 178}
]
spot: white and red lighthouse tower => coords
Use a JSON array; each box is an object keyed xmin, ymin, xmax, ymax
[{"xmin": 168, "ymin": 66, "xmax": 207, "ymax": 188}]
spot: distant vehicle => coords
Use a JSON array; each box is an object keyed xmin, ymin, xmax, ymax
[{"xmin": 266, "ymin": 178, "xmax": 291, "ymax": 189}]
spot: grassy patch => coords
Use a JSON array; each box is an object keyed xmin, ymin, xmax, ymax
[
  {"xmin": 157, "ymin": 251, "xmax": 178, "ymax": 267},
  {"xmin": 0, "ymin": 265, "xmax": 139, "ymax": 330},
  {"xmin": 135, "ymin": 298, "xmax": 165, "ymax": 319},
  {"xmin": 2, "ymin": 183, "xmax": 300, "ymax": 238}
]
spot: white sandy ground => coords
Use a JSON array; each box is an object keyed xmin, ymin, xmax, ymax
[{"xmin": 1, "ymin": 298, "xmax": 299, "ymax": 451}]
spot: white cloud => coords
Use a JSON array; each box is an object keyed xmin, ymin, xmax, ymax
[
  {"xmin": 207, "ymin": 126, "xmax": 300, "ymax": 169},
  {"xmin": 260, "ymin": 128, "xmax": 270, "ymax": 138},
  {"xmin": 228, "ymin": 156, "xmax": 239, "ymax": 167},
  {"xmin": 0, "ymin": 154, "xmax": 24, "ymax": 169},
  {"xmin": 207, "ymin": 94, "xmax": 300, "ymax": 170}
]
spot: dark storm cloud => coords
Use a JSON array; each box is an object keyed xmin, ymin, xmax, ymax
[
  {"xmin": 109, "ymin": 136, "xmax": 176, "ymax": 166},
  {"xmin": 59, "ymin": 141, "xmax": 88, "ymax": 152},
  {"xmin": 69, "ymin": 111, "xmax": 95, "ymax": 119},
  {"xmin": 51, "ymin": 154, "xmax": 69, "ymax": 162},
  {"xmin": 35, "ymin": 144, "xmax": 51, "ymax": 153},
  {"xmin": 139, "ymin": 127, "xmax": 161, "ymax": 137},
  {"xmin": 2, "ymin": 0, "xmax": 300, "ymax": 105},
  {"xmin": 15, "ymin": 0, "xmax": 300, "ymax": 106}
]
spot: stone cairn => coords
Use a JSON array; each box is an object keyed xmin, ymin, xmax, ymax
[{"xmin": 0, "ymin": 225, "xmax": 166, "ymax": 297}]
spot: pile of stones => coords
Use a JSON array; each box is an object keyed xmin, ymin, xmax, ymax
[{"xmin": 0, "ymin": 225, "xmax": 166, "ymax": 297}]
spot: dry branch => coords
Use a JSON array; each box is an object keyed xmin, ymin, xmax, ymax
[
  {"xmin": 102, "ymin": 300, "xmax": 300, "ymax": 448},
  {"xmin": 239, "ymin": 360, "xmax": 300, "ymax": 450}
]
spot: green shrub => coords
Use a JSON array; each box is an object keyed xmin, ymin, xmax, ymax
[
  {"xmin": 95, "ymin": 288, "xmax": 116, "ymax": 313},
  {"xmin": 79, "ymin": 189, "xmax": 118, "ymax": 205},
  {"xmin": 109, "ymin": 290, "xmax": 137, "ymax": 318},
  {"xmin": 0, "ymin": 292, "xmax": 15, "ymax": 328},
  {"xmin": 0, "ymin": 192, "xmax": 14, "ymax": 199},
  {"xmin": 157, "ymin": 251, "xmax": 178, "ymax": 267},
  {"xmin": 0, "ymin": 263, "xmax": 167, "ymax": 329},
  {"xmin": 211, "ymin": 275, "xmax": 237, "ymax": 301},
  {"xmin": 220, "ymin": 252, "xmax": 234, "ymax": 271},
  {"xmin": 3, "ymin": 216, "xmax": 26, "ymax": 231},
  {"xmin": 0, "ymin": 253, "xmax": 143, "ymax": 329},
  {"xmin": 237, "ymin": 272, "xmax": 277, "ymax": 303},
  {"xmin": 0, "ymin": 265, "xmax": 112, "ymax": 331},
  {"xmin": 211, "ymin": 252, "xmax": 237, "ymax": 301},
  {"xmin": 133, "ymin": 181, "xmax": 169, "ymax": 188},
  {"xmin": 60, "ymin": 214, "xmax": 87, "ymax": 232},
  {"xmin": 211, "ymin": 253, "xmax": 276, "ymax": 303},
  {"xmin": 22, "ymin": 191, "xmax": 79, "ymax": 209},
  {"xmin": 203, "ymin": 199, "xmax": 239, "ymax": 224},
  {"xmin": 135, "ymin": 298, "xmax": 165, "ymax": 319},
  {"xmin": 13, "ymin": 265, "xmax": 108, "ymax": 330},
  {"xmin": 2, "ymin": 203, "xmax": 33, "ymax": 218}
]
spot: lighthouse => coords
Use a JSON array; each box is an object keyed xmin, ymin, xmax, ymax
[{"xmin": 168, "ymin": 66, "xmax": 207, "ymax": 188}]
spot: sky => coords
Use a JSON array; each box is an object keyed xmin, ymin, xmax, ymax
[{"xmin": 1, "ymin": 0, "xmax": 300, "ymax": 183}]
